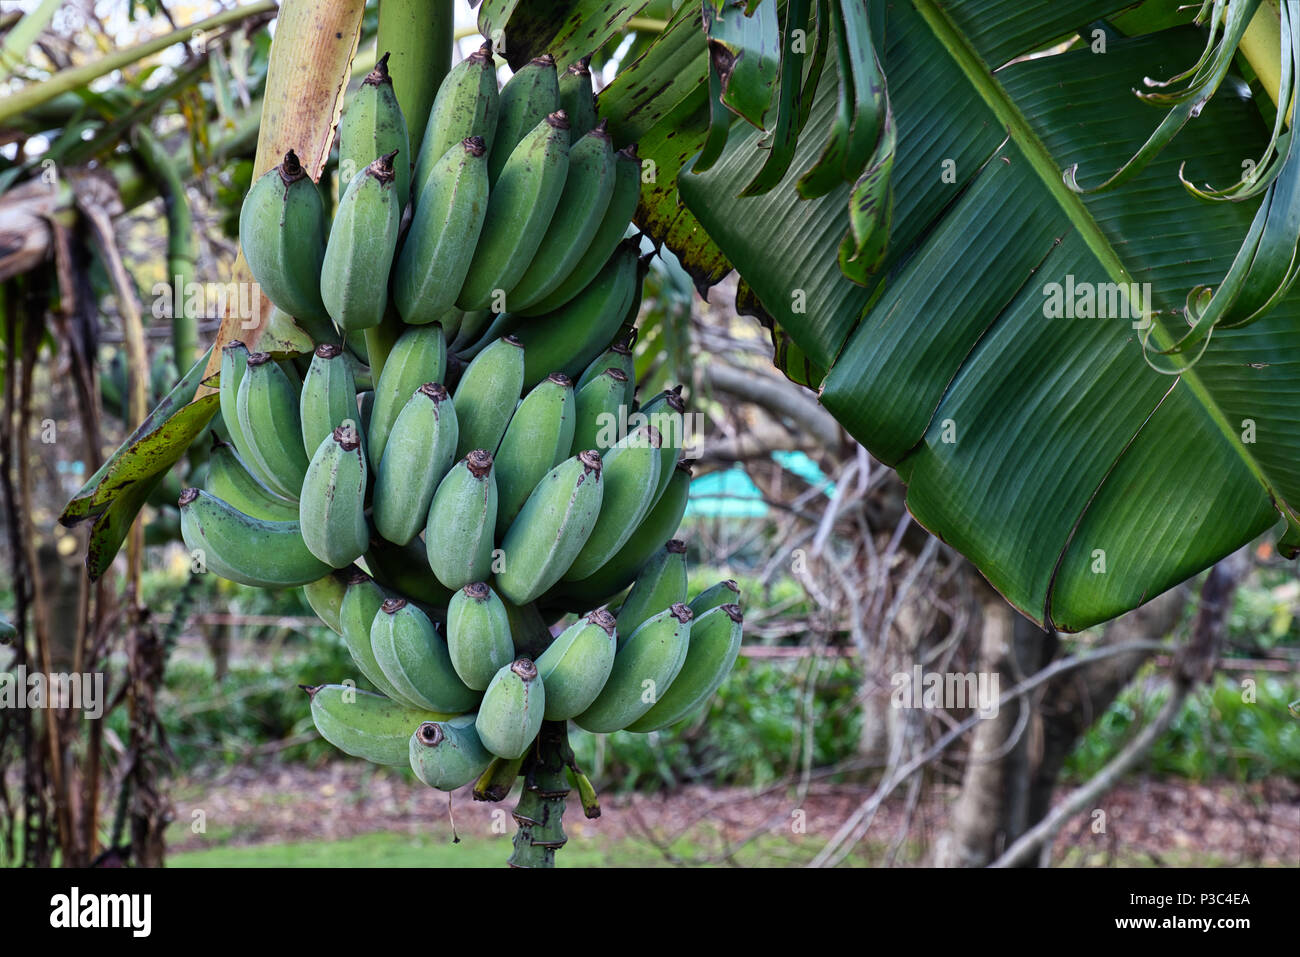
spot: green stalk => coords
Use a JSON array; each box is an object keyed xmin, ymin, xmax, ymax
[
  {"xmin": 377, "ymin": 0, "xmax": 453, "ymax": 164},
  {"xmin": 363, "ymin": 307, "xmax": 403, "ymax": 383},
  {"xmin": 131, "ymin": 125, "xmax": 197, "ymax": 369},
  {"xmin": 0, "ymin": 1, "xmax": 277, "ymax": 126},
  {"xmin": 0, "ymin": 0, "xmax": 63, "ymax": 81},
  {"xmin": 508, "ymin": 722, "xmax": 572, "ymax": 868}
]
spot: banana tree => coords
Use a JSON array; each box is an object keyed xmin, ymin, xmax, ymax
[{"xmin": 52, "ymin": 0, "xmax": 1300, "ymax": 864}]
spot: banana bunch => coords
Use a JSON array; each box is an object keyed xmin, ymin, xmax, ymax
[{"xmin": 214, "ymin": 41, "xmax": 746, "ymax": 795}]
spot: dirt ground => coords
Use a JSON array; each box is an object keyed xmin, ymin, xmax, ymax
[{"xmin": 165, "ymin": 761, "xmax": 1300, "ymax": 866}]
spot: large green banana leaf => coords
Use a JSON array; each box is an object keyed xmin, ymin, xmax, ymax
[{"xmin": 678, "ymin": 0, "xmax": 1300, "ymax": 631}]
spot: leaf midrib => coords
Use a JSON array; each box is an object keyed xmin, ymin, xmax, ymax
[{"xmin": 912, "ymin": 0, "xmax": 1293, "ymax": 525}]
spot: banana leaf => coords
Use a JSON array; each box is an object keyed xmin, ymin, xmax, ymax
[{"xmin": 677, "ymin": 0, "xmax": 1300, "ymax": 631}]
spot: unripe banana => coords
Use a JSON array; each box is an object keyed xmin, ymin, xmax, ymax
[
  {"xmin": 302, "ymin": 568, "xmax": 352, "ymax": 633},
  {"xmin": 299, "ymin": 343, "xmax": 361, "ymax": 458},
  {"xmin": 367, "ymin": 324, "xmax": 447, "ymax": 468},
  {"xmin": 321, "ymin": 152, "xmax": 403, "ymax": 332},
  {"xmin": 564, "ymin": 425, "xmax": 661, "ymax": 581},
  {"xmin": 446, "ymin": 582, "xmax": 515, "ymax": 690},
  {"xmin": 364, "ymin": 533, "xmax": 455, "ymax": 608},
  {"xmin": 576, "ymin": 339, "xmax": 636, "ymax": 406},
  {"xmin": 235, "ymin": 352, "xmax": 309, "ymax": 500},
  {"xmin": 493, "ymin": 373, "xmax": 576, "ymax": 537},
  {"xmin": 179, "ymin": 488, "xmax": 330, "ymax": 588},
  {"xmin": 299, "ymin": 423, "xmax": 369, "ymax": 568},
  {"xmin": 205, "ymin": 434, "xmax": 299, "ymax": 522},
  {"xmin": 239, "ymin": 149, "xmax": 329, "ymax": 326},
  {"xmin": 457, "ymin": 111, "xmax": 571, "ymax": 311},
  {"xmin": 219, "ymin": 340, "xmax": 257, "ymax": 471},
  {"xmin": 535, "ymin": 609, "xmax": 617, "ymax": 720},
  {"xmin": 371, "ymin": 598, "xmax": 480, "ymax": 713},
  {"xmin": 488, "ymin": 54, "xmax": 559, "ymax": 184},
  {"xmin": 570, "ymin": 367, "xmax": 629, "ymax": 456},
  {"xmin": 475, "ymin": 657, "xmax": 545, "ymax": 759},
  {"xmin": 573, "ymin": 603, "xmax": 692, "ymax": 733},
  {"xmin": 558, "ymin": 57, "xmax": 596, "ymax": 139},
  {"xmin": 308, "ymin": 683, "xmax": 454, "ymax": 767},
  {"xmin": 615, "ymin": 539, "xmax": 688, "ymax": 648},
  {"xmin": 507, "ymin": 121, "xmax": 616, "ymax": 311},
  {"xmin": 338, "ymin": 568, "xmax": 420, "ymax": 704},
  {"xmin": 409, "ymin": 714, "xmax": 494, "ymax": 789},
  {"xmin": 395, "ymin": 137, "xmax": 490, "ymax": 326},
  {"xmin": 509, "ymin": 240, "xmax": 639, "ymax": 387},
  {"xmin": 372, "ymin": 382, "xmax": 459, "ymax": 546},
  {"xmin": 691, "ymin": 579, "xmax": 741, "ymax": 617},
  {"xmin": 626, "ymin": 604, "xmax": 742, "ymax": 732},
  {"xmin": 634, "ymin": 386, "xmax": 687, "ymax": 508},
  {"xmin": 495, "ymin": 450, "xmax": 603, "ymax": 605},
  {"xmin": 339, "ymin": 52, "xmax": 411, "ymax": 209},
  {"xmin": 451, "ymin": 335, "xmax": 525, "ymax": 458},
  {"xmin": 521, "ymin": 144, "xmax": 642, "ymax": 316},
  {"xmin": 412, "ymin": 42, "xmax": 498, "ymax": 202},
  {"xmin": 425, "ymin": 450, "xmax": 498, "ymax": 590},
  {"xmin": 555, "ymin": 461, "xmax": 691, "ymax": 603}
]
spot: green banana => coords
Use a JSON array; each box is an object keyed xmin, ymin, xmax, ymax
[
  {"xmin": 205, "ymin": 434, "xmax": 299, "ymax": 522},
  {"xmin": 338, "ymin": 568, "xmax": 420, "ymax": 704},
  {"xmin": 446, "ymin": 582, "xmax": 514, "ymax": 690},
  {"xmin": 564, "ymin": 425, "xmax": 661, "ymax": 581},
  {"xmin": 238, "ymin": 149, "xmax": 329, "ymax": 326},
  {"xmin": 451, "ymin": 334, "xmax": 525, "ymax": 458},
  {"xmin": 321, "ymin": 152, "xmax": 403, "ymax": 332},
  {"xmin": 574, "ymin": 602, "xmax": 693, "ymax": 733},
  {"xmin": 179, "ymin": 488, "xmax": 330, "ymax": 588},
  {"xmin": 395, "ymin": 136, "xmax": 490, "ymax": 326},
  {"xmin": 509, "ymin": 240, "xmax": 640, "ymax": 387},
  {"xmin": 615, "ymin": 538, "xmax": 688, "ymax": 647},
  {"xmin": 634, "ymin": 385, "xmax": 686, "ymax": 508},
  {"xmin": 412, "ymin": 42, "xmax": 498, "ymax": 203},
  {"xmin": 495, "ymin": 450, "xmax": 603, "ymax": 605},
  {"xmin": 626, "ymin": 604, "xmax": 742, "ymax": 732},
  {"xmin": 575, "ymin": 339, "xmax": 635, "ymax": 406},
  {"xmin": 219, "ymin": 341, "xmax": 256, "ymax": 471},
  {"xmin": 456, "ymin": 112, "xmax": 571, "ymax": 312},
  {"xmin": 302, "ymin": 568, "xmax": 353, "ymax": 633},
  {"xmin": 506, "ymin": 121, "xmax": 616, "ymax": 311},
  {"xmin": 520, "ymin": 145, "xmax": 642, "ymax": 316},
  {"xmin": 373, "ymin": 382, "xmax": 459, "ymax": 546},
  {"xmin": 487, "ymin": 54, "xmax": 559, "ymax": 184},
  {"xmin": 475, "ymin": 657, "xmax": 545, "ymax": 760},
  {"xmin": 339, "ymin": 52, "xmax": 411, "ymax": 209},
  {"xmin": 235, "ymin": 352, "xmax": 309, "ymax": 500},
  {"xmin": 556, "ymin": 461, "xmax": 691, "ymax": 603},
  {"xmin": 367, "ymin": 323, "xmax": 447, "ymax": 469},
  {"xmin": 299, "ymin": 343, "xmax": 360, "ymax": 459},
  {"xmin": 409, "ymin": 714, "xmax": 494, "ymax": 790},
  {"xmin": 570, "ymin": 367, "xmax": 629, "ymax": 456},
  {"xmin": 424, "ymin": 450, "xmax": 498, "ymax": 590},
  {"xmin": 558, "ymin": 57, "xmax": 596, "ymax": 139},
  {"xmin": 371, "ymin": 597, "xmax": 480, "ymax": 713},
  {"xmin": 492, "ymin": 372, "xmax": 576, "ymax": 537},
  {"xmin": 299, "ymin": 423, "xmax": 369, "ymax": 568},
  {"xmin": 308, "ymin": 683, "xmax": 453, "ymax": 767},
  {"xmin": 690, "ymin": 579, "xmax": 741, "ymax": 617},
  {"xmin": 534, "ymin": 609, "xmax": 617, "ymax": 720}
]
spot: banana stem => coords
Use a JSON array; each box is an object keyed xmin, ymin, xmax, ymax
[
  {"xmin": 363, "ymin": 308, "xmax": 403, "ymax": 382},
  {"xmin": 377, "ymin": 0, "xmax": 454, "ymax": 155},
  {"xmin": 508, "ymin": 721, "xmax": 571, "ymax": 867},
  {"xmin": 131, "ymin": 125, "xmax": 198, "ymax": 369}
]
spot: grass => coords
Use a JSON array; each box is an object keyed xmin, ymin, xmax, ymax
[{"xmin": 166, "ymin": 825, "xmax": 880, "ymax": 868}]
